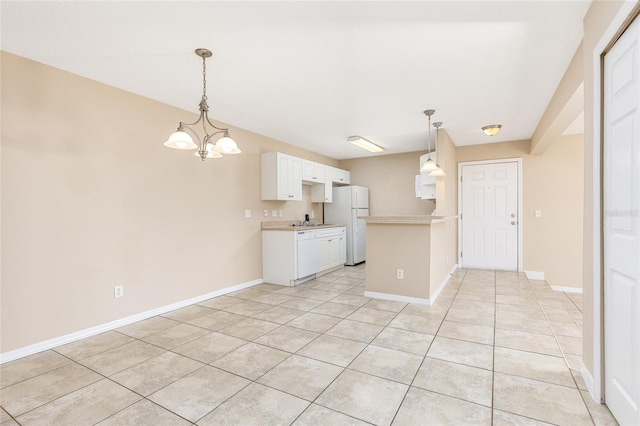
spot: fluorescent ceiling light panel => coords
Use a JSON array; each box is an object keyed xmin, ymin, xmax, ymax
[{"xmin": 348, "ymin": 136, "xmax": 384, "ymax": 153}]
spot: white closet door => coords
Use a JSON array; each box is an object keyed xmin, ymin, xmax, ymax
[{"xmin": 604, "ymin": 14, "xmax": 640, "ymax": 426}]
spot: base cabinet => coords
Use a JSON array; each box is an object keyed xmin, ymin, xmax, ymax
[
  {"xmin": 263, "ymin": 227, "xmax": 346, "ymax": 286},
  {"xmin": 317, "ymin": 232, "xmax": 346, "ymax": 272}
]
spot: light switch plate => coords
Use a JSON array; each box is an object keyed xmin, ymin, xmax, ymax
[
  {"xmin": 271, "ymin": 210, "xmax": 278, "ymax": 217},
  {"xmin": 535, "ymin": 210, "xmax": 542, "ymax": 218},
  {"xmin": 244, "ymin": 210, "xmax": 251, "ymax": 218}
]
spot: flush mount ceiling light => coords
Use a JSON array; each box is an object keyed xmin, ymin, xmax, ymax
[
  {"xmin": 164, "ymin": 48, "xmax": 241, "ymax": 161},
  {"xmin": 348, "ymin": 136, "xmax": 384, "ymax": 153},
  {"xmin": 420, "ymin": 109, "xmax": 438, "ymax": 172},
  {"xmin": 482, "ymin": 124, "xmax": 502, "ymax": 136}
]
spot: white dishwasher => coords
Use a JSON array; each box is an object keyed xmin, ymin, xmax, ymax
[{"xmin": 296, "ymin": 230, "xmax": 319, "ymax": 279}]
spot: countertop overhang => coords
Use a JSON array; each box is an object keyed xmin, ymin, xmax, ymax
[{"xmin": 361, "ymin": 215, "xmax": 458, "ymax": 225}]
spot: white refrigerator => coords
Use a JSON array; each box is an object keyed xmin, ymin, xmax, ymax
[{"xmin": 324, "ymin": 186, "xmax": 369, "ymax": 265}]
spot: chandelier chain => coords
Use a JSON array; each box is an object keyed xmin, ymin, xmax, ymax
[{"xmin": 201, "ymin": 55, "xmax": 208, "ymax": 102}]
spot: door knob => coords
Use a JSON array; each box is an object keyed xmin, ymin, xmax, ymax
[
  {"xmin": 510, "ymin": 213, "xmax": 516, "ymax": 218},
  {"xmin": 511, "ymin": 221, "xmax": 517, "ymax": 225}
]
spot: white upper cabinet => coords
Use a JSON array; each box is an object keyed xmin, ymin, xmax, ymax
[
  {"xmin": 302, "ymin": 160, "xmax": 326, "ymax": 183},
  {"xmin": 261, "ymin": 152, "xmax": 302, "ymax": 201},
  {"xmin": 330, "ymin": 167, "xmax": 351, "ymax": 185},
  {"xmin": 311, "ymin": 182, "xmax": 332, "ymax": 203},
  {"xmin": 262, "ymin": 153, "xmax": 350, "ymax": 202}
]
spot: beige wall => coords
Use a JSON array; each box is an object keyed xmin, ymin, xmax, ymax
[
  {"xmin": 581, "ymin": 0, "xmax": 625, "ymax": 381},
  {"xmin": 435, "ymin": 129, "xmax": 458, "ymax": 217},
  {"xmin": 456, "ymin": 135, "xmax": 585, "ymax": 289},
  {"xmin": 365, "ymin": 223, "xmax": 431, "ymax": 299},
  {"xmin": 339, "ymin": 152, "xmax": 435, "ymax": 215},
  {"xmin": 0, "ymin": 52, "xmax": 338, "ymax": 353}
]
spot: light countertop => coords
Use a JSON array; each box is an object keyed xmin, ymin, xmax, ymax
[
  {"xmin": 361, "ymin": 215, "xmax": 457, "ymax": 225},
  {"xmin": 261, "ymin": 221, "xmax": 346, "ymax": 231}
]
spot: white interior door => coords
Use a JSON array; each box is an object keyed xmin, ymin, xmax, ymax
[
  {"xmin": 604, "ymin": 15, "xmax": 640, "ymax": 425},
  {"xmin": 461, "ymin": 162, "xmax": 518, "ymax": 270}
]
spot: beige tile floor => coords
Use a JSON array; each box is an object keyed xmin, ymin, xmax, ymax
[{"xmin": 0, "ymin": 267, "xmax": 619, "ymax": 425}]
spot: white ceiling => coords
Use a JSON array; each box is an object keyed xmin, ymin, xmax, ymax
[{"xmin": 1, "ymin": 1, "xmax": 590, "ymax": 160}]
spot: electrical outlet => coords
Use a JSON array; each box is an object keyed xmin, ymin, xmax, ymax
[
  {"xmin": 396, "ymin": 269, "xmax": 404, "ymax": 280},
  {"xmin": 263, "ymin": 209, "xmax": 268, "ymax": 217},
  {"xmin": 114, "ymin": 285, "xmax": 124, "ymax": 299},
  {"xmin": 311, "ymin": 210, "xmax": 315, "ymax": 219},
  {"xmin": 279, "ymin": 210, "xmax": 283, "ymax": 217},
  {"xmin": 535, "ymin": 210, "xmax": 542, "ymax": 218},
  {"xmin": 244, "ymin": 209, "xmax": 251, "ymax": 218}
]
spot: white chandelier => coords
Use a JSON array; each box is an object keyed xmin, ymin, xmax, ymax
[{"xmin": 164, "ymin": 48, "xmax": 241, "ymax": 161}]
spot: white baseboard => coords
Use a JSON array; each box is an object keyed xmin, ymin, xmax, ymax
[
  {"xmin": 581, "ymin": 362, "xmax": 597, "ymax": 402},
  {"xmin": 364, "ymin": 264, "xmax": 458, "ymax": 306},
  {"xmin": 0, "ymin": 278, "xmax": 263, "ymax": 364},
  {"xmin": 525, "ymin": 270, "xmax": 545, "ymax": 280},
  {"xmin": 430, "ymin": 264, "xmax": 458, "ymax": 304},
  {"xmin": 364, "ymin": 291, "xmax": 430, "ymax": 305},
  {"xmin": 551, "ymin": 285, "xmax": 583, "ymax": 294}
]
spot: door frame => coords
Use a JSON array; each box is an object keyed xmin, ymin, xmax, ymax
[
  {"xmin": 590, "ymin": 0, "xmax": 640, "ymax": 405},
  {"xmin": 457, "ymin": 158, "xmax": 523, "ymax": 271}
]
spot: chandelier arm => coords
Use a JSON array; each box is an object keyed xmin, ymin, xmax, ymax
[
  {"xmin": 179, "ymin": 113, "xmax": 204, "ymax": 128},
  {"xmin": 204, "ymin": 114, "xmax": 230, "ymax": 133}
]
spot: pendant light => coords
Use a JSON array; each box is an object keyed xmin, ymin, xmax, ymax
[
  {"xmin": 420, "ymin": 109, "xmax": 437, "ymax": 172},
  {"xmin": 164, "ymin": 48, "xmax": 241, "ymax": 161},
  {"xmin": 429, "ymin": 121, "xmax": 446, "ymax": 177}
]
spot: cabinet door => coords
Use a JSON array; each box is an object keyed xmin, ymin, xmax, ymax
[
  {"xmin": 313, "ymin": 163, "xmax": 326, "ymax": 183},
  {"xmin": 318, "ymin": 239, "xmax": 331, "ymax": 271},
  {"xmin": 332, "ymin": 168, "xmax": 350, "ymax": 185},
  {"xmin": 289, "ymin": 156, "xmax": 302, "ymax": 200},
  {"xmin": 302, "ymin": 159, "xmax": 315, "ymax": 181},
  {"xmin": 261, "ymin": 152, "xmax": 302, "ymax": 201},
  {"xmin": 329, "ymin": 238, "xmax": 341, "ymax": 267},
  {"xmin": 324, "ymin": 180, "xmax": 332, "ymax": 203},
  {"xmin": 311, "ymin": 181, "xmax": 333, "ymax": 203},
  {"xmin": 421, "ymin": 184, "xmax": 436, "ymax": 200},
  {"xmin": 277, "ymin": 154, "xmax": 292, "ymax": 200}
]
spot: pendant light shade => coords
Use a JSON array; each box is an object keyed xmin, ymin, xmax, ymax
[
  {"xmin": 215, "ymin": 134, "xmax": 241, "ymax": 154},
  {"xmin": 420, "ymin": 158, "xmax": 438, "ymax": 172},
  {"xmin": 164, "ymin": 130, "xmax": 197, "ymax": 150},
  {"xmin": 429, "ymin": 167, "xmax": 446, "ymax": 177}
]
